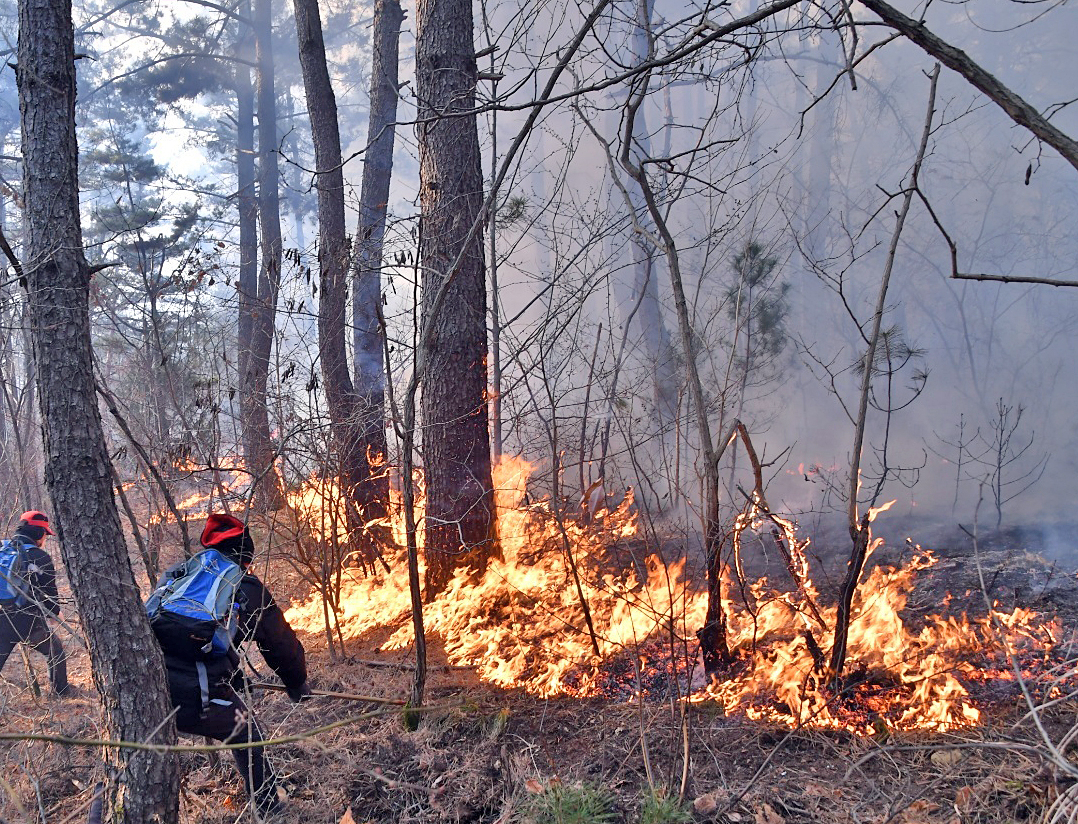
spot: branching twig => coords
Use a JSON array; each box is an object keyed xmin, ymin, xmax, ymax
[
  {"xmin": 0, "ymin": 224, "xmax": 23, "ymax": 285},
  {"xmin": 830, "ymin": 64, "xmax": 940, "ymax": 683},
  {"xmin": 94, "ymin": 376, "xmax": 192, "ymax": 557},
  {"xmin": 857, "ymin": 0, "xmax": 1078, "ymax": 173}
]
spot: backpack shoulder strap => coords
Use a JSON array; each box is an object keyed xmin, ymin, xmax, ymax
[{"xmin": 2, "ymin": 538, "xmax": 27, "ymax": 562}]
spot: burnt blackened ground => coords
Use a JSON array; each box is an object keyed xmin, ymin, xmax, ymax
[{"xmin": 842, "ymin": 521, "xmax": 1078, "ymax": 653}]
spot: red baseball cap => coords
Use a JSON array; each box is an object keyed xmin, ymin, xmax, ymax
[{"xmin": 19, "ymin": 510, "xmax": 54, "ymax": 535}]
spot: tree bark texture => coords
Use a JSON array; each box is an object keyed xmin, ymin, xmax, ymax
[
  {"xmin": 243, "ymin": 0, "xmax": 284, "ymax": 510},
  {"xmin": 235, "ymin": 0, "xmax": 258, "ymax": 440},
  {"xmin": 17, "ymin": 0, "xmax": 179, "ymax": 819},
  {"xmin": 416, "ymin": 0, "xmax": 499, "ymax": 595},
  {"xmin": 293, "ymin": 0, "xmax": 395, "ymax": 566},
  {"xmin": 352, "ymin": 0, "xmax": 404, "ymax": 532}
]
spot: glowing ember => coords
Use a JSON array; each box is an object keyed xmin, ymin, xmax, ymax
[{"xmin": 284, "ymin": 457, "xmax": 1066, "ymax": 733}]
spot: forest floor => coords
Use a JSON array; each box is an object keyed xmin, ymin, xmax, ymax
[{"xmin": 2, "ymin": 521, "xmax": 1077, "ymax": 824}]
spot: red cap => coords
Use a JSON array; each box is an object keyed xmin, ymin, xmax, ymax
[
  {"xmin": 19, "ymin": 510, "xmax": 54, "ymax": 535},
  {"xmin": 201, "ymin": 513, "xmax": 245, "ymax": 548}
]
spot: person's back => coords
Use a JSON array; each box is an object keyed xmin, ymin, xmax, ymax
[
  {"xmin": 0, "ymin": 510, "xmax": 68, "ymax": 696},
  {"xmin": 149, "ymin": 513, "xmax": 309, "ymax": 817}
]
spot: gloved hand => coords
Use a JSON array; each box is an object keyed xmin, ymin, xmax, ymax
[{"xmin": 286, "ymin": 680, "xmax": 313, "ymax": 703}]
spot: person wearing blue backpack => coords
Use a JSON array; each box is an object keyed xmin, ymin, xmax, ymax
[
  {"xmin": 148, "ymin": 512, "xmax": 310, "ymax": 818},
  {"xmin": 0, "ymin": 510, "xmax": 69, "ymax": 697}
]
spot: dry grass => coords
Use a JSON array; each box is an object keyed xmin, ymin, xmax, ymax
[
  {"xmin": 1, "ymin": 637, "xmax": 1077, "ymax": 823},
  {"xmin": 1, "ymin": 524, "xmax": 1077, "ymax": 823}
]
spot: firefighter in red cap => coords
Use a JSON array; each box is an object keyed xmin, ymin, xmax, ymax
[
  {"xmin": 147, "ymin": 512, "xmax": 309, "ymax": 817},
  {"xmin": 0, "ymin": 510, "xmax": 69, "ymax": 696}
]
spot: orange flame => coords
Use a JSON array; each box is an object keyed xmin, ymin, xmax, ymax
[
  {"xmin": 161, "ymin": 457, "xmax": 252, "ymax": 522},
  {"xmin": 284, "ymin": 457, "xmax": 1063, "ymax": 732}
]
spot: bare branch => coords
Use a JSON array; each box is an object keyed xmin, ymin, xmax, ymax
[
  {"xmin": 857, "ymin": 0, "xmax": 1078, "ymax": 172},
  {"xmin": 951, "ymin": 271, "xmax": 1078, "ymax": 288},
  {"xmin": 830, "ymin": 64, "xmax": 941, "ymax": 683},
  {"xmin": 0, "ymin": 224, "xmax": 23, "ymax": 284}
]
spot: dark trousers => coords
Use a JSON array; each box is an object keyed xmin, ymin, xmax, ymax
[
  {"xmin": 171, "ymin": 676, "xmax": 278, "ymax": 814},
  {"xmin": 0, "ymin": 610, "xmax": 68, "ymax": 694}
]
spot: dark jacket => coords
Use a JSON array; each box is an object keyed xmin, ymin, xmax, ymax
[
  {"xmin": 3, "ymin": 536, "xmax": 61, "ymax": 618},
  {"xmin": 155, "ymin": 562, "xmax": 307, "ymax": 702}
]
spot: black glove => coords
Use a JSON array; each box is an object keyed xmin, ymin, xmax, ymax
[{"xmin": 286, "ymin": 681, "xmax": 312, "ymax": 702}]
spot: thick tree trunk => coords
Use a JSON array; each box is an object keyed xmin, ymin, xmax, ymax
[
  {"xmin": 416, "ymin": 0, "xmax": 499, "ymax": 595},
  {"xmin": 17, "ymin": 0, "xmax": 178, "ymax": 819},
  {"xmin": 243, "ymin": 0, "xmax": 284, "ymax": 510},
  {"xmin": 293, "ymin": 0, "xmax": 396, "ymax": 567}
]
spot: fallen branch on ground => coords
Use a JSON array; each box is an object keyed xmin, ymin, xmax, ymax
[{"xmin": 250, "ymin": 682, "xmax": 406, "ymax": 705}]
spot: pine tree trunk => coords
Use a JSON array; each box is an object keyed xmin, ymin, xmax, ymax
[
  {"xmin": 235, "ymin": 0, "xmax": 258, "ymax": 422},
  {"xmin": 293, "ymin": 0, "xmax": 395, "ymax": 566},
  {"xmin": 243, "ymin": 0, "xmax": 284, "ymax": 510},
  {"xmin": 352, "ymin": 0, "xmax": 403, "ymax": 535},
  {"xmin": 17, "ymin": 0, "xmax": 179, "ymax": 819},
  {"xmin": 235, "ymin": 0, "xmax": 257, "ymax": 424},
  {"xmin": 416, "ymin": 0, "xmax": 499, "ymax": 595}
]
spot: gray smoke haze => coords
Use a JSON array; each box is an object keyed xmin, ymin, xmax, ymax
[
  {"xmin": 3, "ymin": 0, "xmax": 1069, "ymax": 559},
  {"xmin": 455, "ymin": 0, "xmax": 1078, "ymax": 552}
]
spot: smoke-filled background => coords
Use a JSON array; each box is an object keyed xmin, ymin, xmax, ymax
[{"xmin": 0, "ymin": 0, "xmax": 1072, "ymax": 556}]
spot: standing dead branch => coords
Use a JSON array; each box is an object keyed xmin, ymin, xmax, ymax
[
  {"xmin": 95, "ymin": 377, "xmax": 193, "ymax": 557},
  {"xmin": 829, "ymin": 64, "xmax": 940, "ymax": 684}
]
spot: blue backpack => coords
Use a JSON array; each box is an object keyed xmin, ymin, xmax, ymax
[
  {"xmin": 0, "ymin": 539, "xmax": 30, "ymax": 608},
  {"xmin": 145, "ymin": 549, "xmax": 245, "ymax": 660}
]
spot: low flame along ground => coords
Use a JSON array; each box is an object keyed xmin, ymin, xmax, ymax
[{"xmin": 187, "ymin": 455, "xmax": 1062, "ymax": 736}]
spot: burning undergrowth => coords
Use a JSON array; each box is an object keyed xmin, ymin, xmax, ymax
[{"xmin": 284, "ymin": 457, "xmax": 1073, "ymax": 735}]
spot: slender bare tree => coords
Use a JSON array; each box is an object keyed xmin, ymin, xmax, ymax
[
  {"xmin": 235, "ymin": 0, "xmax": 259, "ymax": 472},
  {"xmin": 352, "ymin": 0, "xmax": 404, "ymax": 540},
  {"xmin": 293, "ymin": 0, "xmax": 401, "ymax": 566}
]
